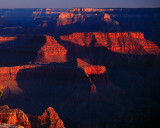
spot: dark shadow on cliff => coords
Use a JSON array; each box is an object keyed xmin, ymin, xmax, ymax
[{"xmin": 0, "ymin": 35, "xmax": 46, "ymax": 66}]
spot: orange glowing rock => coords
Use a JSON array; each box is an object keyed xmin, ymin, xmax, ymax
[
  {"xmin": 38, "ymin": 36, "xmax": 67, "ymax": 57},
  {"xmin": 36, "ymin": 36, "xmax": 68, "ymax": 64},
  {"xmin": 38, "ymin": 107, "xmax": 64, "ymax": 128},
  {"xmin": 0, "ymin": 37, "xmax": 17, "ymax": 43},
  {"xmin": 0, "ymin": 105, "xmax": 31, "ymax": 128},
  {"xmin": 57, "ymin": 12, "xmax": 84, "ymax": 26},
  {"xmin": 84, "ymin": 66, "xmax": 106, "ymax": 75},
  {"xmin": 0, "ymin": 65, "xmax": 40, "ymax": 80},
  {"xmin": 104, "ymin": 13, "xmax": 112, "ymax": 23},
  {"xmin": 0, "ymin": 105, "xmax": 65, "ymax": 128},
  {"xmin": 61, "ymin": 32, "xmax": 160, "ymax": 55},
  {"xmin": 70, "ymin": 8, "xmax": 107, "ymax": 13}
]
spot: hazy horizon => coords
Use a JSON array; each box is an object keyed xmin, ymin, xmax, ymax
[{"xmin": 0, "ymin": 0, "xmax": 160, "ymax": 8}]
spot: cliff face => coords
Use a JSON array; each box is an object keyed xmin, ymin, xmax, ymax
[
  {"xmin": 0, "ymin": 65, "xmax": 40, "ymax": 94},
  {"xmin": 61, "ymin": 32, "xmax": 160, "ymax": 55},
  {"xmin": 0, "ymin": 105, "xmax": 65, "ymax": 128},
  {"xmin": 36, "ymin": 35, "xmax": 68, "ymax": 64},
  {"xmin": 0, "ymin": 105, "xmax": 31, "ymax": 128},
  {"xmin": 57, "ymin": 12, "xmax": 84, "ymax": 26},
  {"xmin": 0, "ymin": 65, "xmax": 40, "ymax": 80},
  {"xmin": 84, "ymin": 66, "xmax": 106, "ymax": 75}
]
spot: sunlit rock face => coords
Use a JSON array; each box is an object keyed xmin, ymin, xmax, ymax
[
  {"xmin": 0, "ymin": 37, "xmax": 16, "ymax": 43},
  {"xmin": 57, "ymin": 12, "xmax": 84, "ymax": 26},
  {"xmin": 69, "ymin": 8, "xmax": 107, "ymax": 13},
  {"xmin": 36, "ymin": 35, "xmax": 68, "ymax": 64},
  {"xmin": 84, "ymin": 66, "xmax": 106, "ymax": 75},
  {"xmin": 0, "ymin": 105, "xmax": 31, "ymax": 128},
  {"xmin": 0, "ymin": 123, "xmax": 24, "ymax": 128},
  {"xmin": 0, "ymin": 65, "xmax": 40, "ymax": 95},
  {"xmin": 104, "ymin": 13, "xmax": 112, "ymax": 23},
  {"xmin": 28, "ymin": 107, "xmax": 65, "ymax": 128},
  {"xmin": 61, "ymin": 32, "xmax": 160, "ymax": 55},
  {"xmin": 0, "ymin": 105, "xmax": 65, "ymax": 128}
]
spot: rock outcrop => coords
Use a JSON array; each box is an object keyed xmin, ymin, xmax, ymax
[
  {"xmin": 30, "ymin": 107, "xmax": 64, "ymax": 128},
  {"xmin": 0, "ymin": 105, "xmax": 65, "ymax": 128},
  {"xmin": 0, "ymin": 123, "xmax": 24, "ymax": 128},
  {"xmin": 57, "ymin": 12, "xmax": 84, "ymax": 26},
  {"xmin": 0, "ymin": 65, "xmax": 40, "ymax": 80},
  {"xmin": 104, "ymin": 13, "xmax": 112, "ymax": 23},
  {"xmin": 83, "ymin": 66, "xmax": 106, "ymax": 75},
  {"xmin": 0, "ymin": 37, "xmax": 17, "ymax": 43},
  {"xmin": 61, "ymin": 32, "xmax": 160, "ymax": 55},
  {"xmin": 36, "ymin": 35, "xmax": 68, "ymax": 64},
  {"xmin": 0, "ymin": 105, "xmax": 31, "ymax": 128},
  {"xmin": 0, "ymin": 65, "xmax": 40, "ymax": 95}
]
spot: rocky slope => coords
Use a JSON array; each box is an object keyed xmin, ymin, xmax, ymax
[{"xmin": 0, "ymin": 105, "xmax": 65, "ymax": 128}]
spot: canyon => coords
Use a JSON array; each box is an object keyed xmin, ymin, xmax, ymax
[{"xmin": 0, "ymin": 8, "xmax": 160, "ymax": 128}]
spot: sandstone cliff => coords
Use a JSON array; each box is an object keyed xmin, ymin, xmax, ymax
[
  {"xmin": 60, "ymin": 32, "xmax": 160, "ymax": 55},
  {"xmin": 36, "ymin": 36, "xmax": 68, "ymax": 64},
  {"xmin": 0, "ymin": 65, "xmax": 40, "ymax": 95},
  {"xmin": 57, "ymin": 12, "xmax": 84, "ymax": 26}
]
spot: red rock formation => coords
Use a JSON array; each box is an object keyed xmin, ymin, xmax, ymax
[
  {"xmin": 0, "ymin": 105, "xmax": 65, "ymax": 128},
  {"xmin": 0, "ymin": 65, "xmax": 40, "ymax": 80},
  {"xmin": 0, "ymin": 123, "xmax": 24, "ymax": 128},
  {"xmin": 0, "ymin": 105, "xmax": 31, "ymax": 128},
  {"xmin": 36, "ymin": 36, "xmax": 68, "ymax": 64},
  {"xmin": 0, "ymin": 65, "xmax": 40, "ymax": 95},
  {"xmin": 70, "ymin": 8, "xmax": 107, "ymax": 13},
  {"xmin": 39, "ymin": 107, "xmax": 64, "ymax": 128},
  {"xmin": 84, "ymin": 66, "xmax": 106, "ymax": 75},
  {"xmin": 60, "ymin": 32, "xmax": 160, "ymax": 55},
  {"xmin": 104, "ymin": 13, "xmax": 112, "ymax": 23},
  {"xmin": 0, "ymin": 37, "xmax": 16, "ymax": 43},
  {"xmin": 77, "ymin": 58, "xmax": 107, "ymax": 90},
  {"xmin": 57, "ymin": 12, "xmax": 84, "ymax": 26},
  {"xmin": 28, "ymin": 107, "xmax": 65, "ymax": 128}
]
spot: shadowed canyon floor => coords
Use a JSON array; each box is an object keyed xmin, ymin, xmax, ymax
[{"xmin": 0, "ymin": 8, "xmax": 160, "ymax": 128}]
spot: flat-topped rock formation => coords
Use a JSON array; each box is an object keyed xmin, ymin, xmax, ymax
[{"xmin": 0, "ymin": 65, "xmax": 40, "ymax": 80}]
